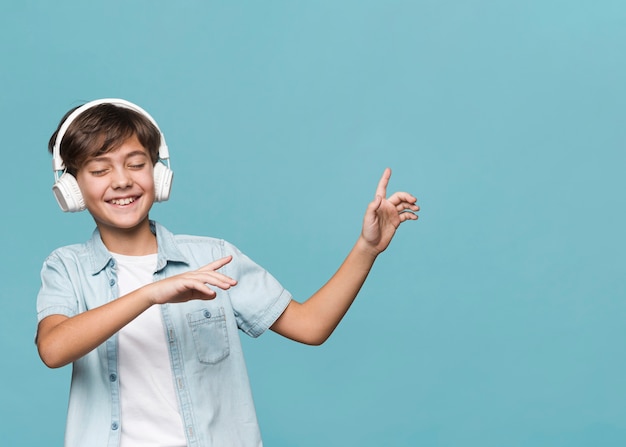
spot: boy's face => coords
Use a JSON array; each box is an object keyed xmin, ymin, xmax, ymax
[{"xmin": 75, "ymin": 134, "xmax": 155, "ymax": 237}]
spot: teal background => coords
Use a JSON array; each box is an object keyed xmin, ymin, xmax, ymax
[{"xmin": 1, "ymin": 1, "xmax": 625, "ymax": 445}]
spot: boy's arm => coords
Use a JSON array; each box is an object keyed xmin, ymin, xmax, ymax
[
  {"xmin": 37, "ymin": 256, "xmax": 236, "ymax": 368},
  {"xmin": 270, "ymin": 168, "xmax": 418, "ymax": 345}
]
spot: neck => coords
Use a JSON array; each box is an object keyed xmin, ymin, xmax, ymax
[{"xmin": 98, "ymin": 218, "xmax": 158, "ymax": 256}]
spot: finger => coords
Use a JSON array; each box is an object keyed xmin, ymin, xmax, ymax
[
  {"xmin": 193, "ymin": 256, "xmax": 238, "ymax": 287},
  {"xmin": 396, "ymin": 201, "xmax": 420, "ymax": 213},
  {"xmin": 202, "ymin": 271, "xmax": 237, "ymax": 288},
  {"xmin": 367, "ymin": 194, "xmax": 384, "ymax": 215},
  {"xmin": 188, "ymin": 268, "xmax": 237, "ymax": 287},
  {"xmin": 198, "ymin": 284, "xmax": 218, "ymax": 299},
  {"xmin": 180, "ymin": 280, "xmax": 218, "ymax": 301},
  {"xmin": 399, "ymin": 210, "xmax": 419, "ymax": 222},
  {"xmin": 375, "ymin": 168, "xmax": 392, "ymax": 199},
  {"xmin": 388, "ymin": 194, "xmax": 417, "ymax": 211},
  {"xmin": 199, "ymin": 256, "xmax": 233, "ymax": 272},
  {"xmin": 188, "ymin": 276, "xmax": 230, "ymax": 298},
  {"xmin": 387, "ymin": 191, "xmax": 417, "ymax": 205}
]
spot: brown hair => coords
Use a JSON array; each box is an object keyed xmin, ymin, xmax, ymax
[{"xmin": 48, "ymin": 103, "xmax": 161, "ymax": 176}]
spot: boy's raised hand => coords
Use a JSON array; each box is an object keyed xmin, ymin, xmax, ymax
[
  {"xmin": 149, "ymin": 256, "xmax": 237, "ymax": 305},
  {"xmin": 360, "ymin": 168, "xmax": 419, "ymax": 255},
  {"xmin": 269, "ymin": 168, "xmax": 418, "ymax": 345}
]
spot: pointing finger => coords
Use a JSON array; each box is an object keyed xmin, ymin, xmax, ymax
[
  {"xmin": 200, "ymin": 256, "xmax": 233, "ymax": 272},
  {"xmin": 375, "ymin": 168, "xmax": 392, "ymax": 199}
]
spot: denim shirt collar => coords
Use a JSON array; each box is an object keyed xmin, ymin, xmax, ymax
[{"xmin": 85, "ymin": 220, "xmax": 190, "ymax": 275}]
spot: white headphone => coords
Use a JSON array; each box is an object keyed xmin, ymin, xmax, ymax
[{"xmin": 52, "ymin": 98, "xmax": 173, "ymax": 212}]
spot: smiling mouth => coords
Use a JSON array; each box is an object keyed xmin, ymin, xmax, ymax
[{"xmin": 110, "ymin": 197, "xmax": 137, "ymax": 206}]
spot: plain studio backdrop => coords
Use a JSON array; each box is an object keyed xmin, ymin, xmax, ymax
[{"xmin": 1, "ymin": 1, "xmax": 625, "ymax": 446}]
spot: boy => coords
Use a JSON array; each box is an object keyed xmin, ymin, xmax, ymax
[{"xmin": 36, "ymin": 98, "xmax": 419, "ymax": 447}]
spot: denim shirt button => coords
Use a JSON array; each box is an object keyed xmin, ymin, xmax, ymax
[
  {"xmin": 111, "ymin": 422, "xmax": 119, "ymax": 431},
  {"xmin": 203, "ymin": 310, "xmax": 211, "ymax": 319},
  {"xmin": 109, "ymin": 279, "xmax": 116, "ymax": 286},
  {"xmin": 109, "ymin": 373, "xmax": 117, "ymax": 382}
]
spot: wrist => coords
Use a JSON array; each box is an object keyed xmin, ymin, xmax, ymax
[
  {"xmin": 135, "ymin": 282, "xmax": 158, "ymax": 307},
  {"xmin": 355, "ymin": 235, "xmax": 381, "ymax": 260}
]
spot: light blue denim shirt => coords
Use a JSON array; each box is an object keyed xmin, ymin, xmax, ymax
[{"xmin": 37, "ymin": 221, "xmax": 292, "ymax": 447}]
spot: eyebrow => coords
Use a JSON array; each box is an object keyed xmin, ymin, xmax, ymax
[{"xmin": 86, "ymin": 150, "xmax": 150, "ymax": 163}]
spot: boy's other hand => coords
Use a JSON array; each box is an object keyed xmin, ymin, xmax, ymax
[
  {"xmin": 360, "ymin": 168, "xmax": 419, "ymax": 255},
  {"xmin": 149, "ymin": 256, "xmax": 237, "ymax": 305}
]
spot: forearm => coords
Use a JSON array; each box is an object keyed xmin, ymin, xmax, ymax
[
  {"xmin": 271, "ymin": 236, "xmax": 379, "ymax": 345},
  {"xmin": 271, "ymin": 168, "xmax": 418, "ymax": 345},
  {"xmin": 37, "ymin": 287, "xmax": 154, "ymax": 368},
  {"xmin": 37, "ymin": 256, "xmax": 236, "ymax": 368}
]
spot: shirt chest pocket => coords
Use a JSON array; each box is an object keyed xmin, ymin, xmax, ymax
[{"xmin": 186, "ymin": 307, "xmax": 230, "ymax": 364}]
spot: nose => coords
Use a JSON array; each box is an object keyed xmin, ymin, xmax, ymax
[{"xmin": 111, "ymin": 167, "xmax": 133, "ymax": 189}]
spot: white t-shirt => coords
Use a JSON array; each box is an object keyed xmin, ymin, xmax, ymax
[{"xmin": 113, "ymin": 252, "xmax": 187, "ymax": 447}]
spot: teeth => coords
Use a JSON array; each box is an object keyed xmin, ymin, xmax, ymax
[{"xmin": 111, "ymin": 197, "xmax": 136, "ymax": 205}]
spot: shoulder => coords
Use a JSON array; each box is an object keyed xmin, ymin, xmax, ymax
[
  {"xmin": 155, "ymin": 222, "xmax": 238, "ymax": 251},
  {"xmin": 152, "ymin": 221, "xmax": 248, "ymax": 266},
  {"xmin": 172, "ymin": 234, "xmax": 245, "ymax": 258},
  {"xmin": 172, "ymin": 233, "xmax": 226, "ymax": 247},
  {"xmin": 41, "ymin": 227, "xmax": 111, "ymax": 276},
  {"xmin": 43, "ymin": 242, "xmax": 91, "ymax": 266},
  {"xmin": 154, "ymin": 221, "xmax": 230, "ymax": 250}
]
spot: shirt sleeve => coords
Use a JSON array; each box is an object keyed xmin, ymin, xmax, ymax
[
  {"xmin": 36, "ymin": 252, "xmax": 80, "ymax": 322},
  {"xmin": 221, "ymin": 241, "xmax": 292, "ymax": 338}
]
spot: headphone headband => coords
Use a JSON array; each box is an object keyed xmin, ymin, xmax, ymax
[{"xmin": 52, "ymin": 98, "xmax": 170, "ymax": 172}]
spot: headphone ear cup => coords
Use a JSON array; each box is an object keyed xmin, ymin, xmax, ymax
[
  {"xmin": 52, "ymin": 172, "xmax": 86, "ymax": 213},
  {"xmin": 153, "ymin": 162, "xmax": 173, "ymax": 202}
]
